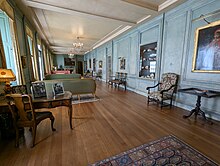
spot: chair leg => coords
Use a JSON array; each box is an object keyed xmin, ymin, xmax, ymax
[
  {"xmin": 50, "ymin": 115, "xmax": 56, "ymax": 131},
  {"xmin": 93, "ymin": 93, "xmax": 96, "ymax": 99},
  {"xmin": 15, "ymin": 127, "xmax": 19, "ymax": 147},
  {"xmin": 160, "ymin": 100, "xmax": 163, "ymax": 109},
  {"xmin": 32, "ymin": 126, "xmax": 37, "ymax": 148},
  {"xmin": 147, "ymin": 96, "xmax": 150, "ymax": 105},
  {"xmin": 170, "ymin": 98, "xmax": 173, "ymax": 108}
]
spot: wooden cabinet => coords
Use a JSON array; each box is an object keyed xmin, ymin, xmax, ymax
[{"xmin": 139, "ymin": 42, "xmax": 157, "ymax": 79}]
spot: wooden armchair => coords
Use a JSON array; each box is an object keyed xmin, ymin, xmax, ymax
[
  {"xmin": 6, "ymin": 94, "xmax": 56, "ymax": 147},
  {"xmin": 146, "ymin": 73, "xmax": 178, "ymax": 108}
]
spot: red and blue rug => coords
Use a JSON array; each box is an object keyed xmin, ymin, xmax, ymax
[{"xmin": 89, "ymin": 135, "xmax": 218, "ymax": 166}]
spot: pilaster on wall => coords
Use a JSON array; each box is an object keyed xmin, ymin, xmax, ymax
[{"xmin": 84, "ymin": 0, "xmax": 220, "ymax": 120}]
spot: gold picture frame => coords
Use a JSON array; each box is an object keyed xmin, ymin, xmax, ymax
[{"xmin": 192, "ymin": 20, "xmax": 220, "ymax": 73}]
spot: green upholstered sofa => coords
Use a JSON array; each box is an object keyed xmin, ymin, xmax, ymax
[
  {"xmin": 43, "ymin": 79, "xmax": 96, "ymax": 98},
  {"xmin": 44, "ymin": 74, "xmax": 81, "ymax": 80}
]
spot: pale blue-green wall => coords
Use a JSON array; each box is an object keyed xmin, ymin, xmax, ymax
[
  {"xmin": 85, "ymin": 0, "xmax": 220, "ymax": 120},
  {"xmin": 55, "ymin": 54, "xmax": 84, "ymax": 73}
]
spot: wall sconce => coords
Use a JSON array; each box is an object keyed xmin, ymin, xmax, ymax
[{"xmin": 0, "ymin": 69, "xmax": 16, "ymax": 94}]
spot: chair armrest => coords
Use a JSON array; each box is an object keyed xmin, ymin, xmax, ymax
[{"xmin": 146, "ymin": 83, "xmax": 160, "ymax": 90}]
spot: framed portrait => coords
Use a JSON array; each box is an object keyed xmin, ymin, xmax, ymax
[
  {"xmin": 52, "ymin": 82, "xmax": 64, "ymax": 96},
  {"xmin": 120, "ymin": 58, "xmax": 125, "ymax": 70},
  {"xmin": 192, "ymin": 20, "xmax": 220, "ymax": 73},
  {"xmin": 31, "ymin": 82, "xmax": 47, "ymax": 98}
]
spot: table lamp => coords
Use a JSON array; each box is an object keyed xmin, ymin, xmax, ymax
[{"xmin": 0, "ymin": 69, "xmax": 16, "ymax": 94}]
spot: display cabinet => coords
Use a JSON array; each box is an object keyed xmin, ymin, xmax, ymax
[{"xmin": 139, "ymin": 42, "xmax": 157, "ymax": 79}]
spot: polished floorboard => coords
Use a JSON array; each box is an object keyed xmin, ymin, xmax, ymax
[{"xmin": 0, "ymin": 81, "xmax": 220, "ymax": 165}]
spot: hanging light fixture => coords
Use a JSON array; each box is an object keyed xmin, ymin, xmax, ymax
[
  {"xmin": 68, "ymin": 48, "xmax": 75, "ymax": 58},
  {"xmin": 72, "ymin": 37, "xmax": 83, "ymax": 53}
]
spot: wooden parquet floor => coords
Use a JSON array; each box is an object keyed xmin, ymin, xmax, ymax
[{"xmin": 0, "ymin": 81, "xmax": 220, "ymax": 165}]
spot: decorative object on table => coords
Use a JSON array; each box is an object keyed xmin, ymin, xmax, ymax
[
  {"xmin": 0, "ymin": 69, "xmax": 16, "ymax": 94},
  {"xmin": 192, "ymin": 20, "xmax": 220, "ymax": 72},
  {"xmin": 52, "ymin": 82, "xmax": 64, "ymax": 96},
  {"xmin": 146, "ymin": 72, "xmax": 178, "ymax": 108},
  {"xmin": 31, "ymin": 81, "xmax": 47, "ymax": 98},
  {"xmin": 89, "ymin": 135, "xmax": 217, "ymax": 166}
]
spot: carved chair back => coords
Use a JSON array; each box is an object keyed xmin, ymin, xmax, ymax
[
  {"xmin": 159, "ymin": 73, "xmax": 178, "ymax": 93},
  {"xmin": 6, "ymin": 94, "xmax": 36, "ymax": 125}
]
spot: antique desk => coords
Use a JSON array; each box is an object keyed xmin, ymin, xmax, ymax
[
  {"xmin": 0, "ymin": 91, "xmax": 73, "ymax": 130},
  {"xmin": 178, "ymin": 88, "xmax": 220, "ymax": 123},
  {"xmin": 32, "ymin": 91, "xmax": 73, "ymax": 129}
]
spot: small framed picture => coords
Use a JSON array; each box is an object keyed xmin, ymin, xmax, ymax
[
  {"xmin": 31, "ymin": 82, "xmax": 47, "ymax": 98},
  {"xmin": 52, "ymin": 82, "xmax": 64, "ymax": 96}
]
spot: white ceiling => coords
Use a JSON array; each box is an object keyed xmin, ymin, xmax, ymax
[{"xmin": 15, "ymin": 0, "xmax": 186, "ymax": 55}]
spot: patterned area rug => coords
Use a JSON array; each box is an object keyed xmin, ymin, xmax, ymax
[
  {"xmin": 72, "ymin": 94, "xmax": 100, "ymax": 104},
  {"xmin": 89, "ymin": 135, "xmax": 217, "ymax": 166}
]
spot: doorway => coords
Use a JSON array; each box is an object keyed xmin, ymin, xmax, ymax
[{"xmin": 77, "ymin": 61, "xmax": 83, "ymax": 75}]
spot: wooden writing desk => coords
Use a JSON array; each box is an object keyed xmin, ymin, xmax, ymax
[
  {"xmin": 178, "ymin": 88, "xmax": 220, "ymax": 123},
  {"xmin": 0, "ymin": 91, "xmax": 73, "ymax": 130}
]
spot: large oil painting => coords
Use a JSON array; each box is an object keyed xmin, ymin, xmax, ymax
[{"xmin": 192, "ymin": 20, "xmax": 220, "ymax": 72}]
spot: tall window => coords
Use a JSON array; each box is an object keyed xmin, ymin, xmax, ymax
[
  {"xmin": 38, "ymin": 44, "xmax": 44, "ymax": 80},
  {"xmin": 0, "ymin": 11, "xmax": 22, "ymax": 85},
  {"xmin": 27, "ymin": 34, "xmax": 39, "ymax": 80}
]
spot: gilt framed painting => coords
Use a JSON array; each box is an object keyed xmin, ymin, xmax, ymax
[{"xmin": 192, "ymin": 20, "xmax": 220, "ymax": 73}]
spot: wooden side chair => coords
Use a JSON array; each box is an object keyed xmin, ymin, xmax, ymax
[
  {"xmin": 146, "ymin": 73, "xmax": 178, "ymax": 108},
  {"xmin": 6, "ymin": 94, "xmax": 56, "ymax": 147}
]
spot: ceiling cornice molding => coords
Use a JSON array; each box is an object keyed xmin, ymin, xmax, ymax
[
  {"xmin": 34, "ymin": 8, "xmax": 54, "ymax": 44},
  {"xmin": 25, "ymin": 5, "xmax": 51, "ymax": 47},
  {"xmin": 24, "ymin": 0, "xmax": 136, "ymax": 25},
  {"xmin": 158, "ymin": 0, "xmax": 178, "ymax": 11},
  {"xmin": 121, "ymin": 0, "xmax": 158, "ymax": 11}
]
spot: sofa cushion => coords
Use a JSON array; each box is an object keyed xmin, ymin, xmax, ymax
[{"xmin": 44, "ymin": 74, "xmax": 81, "ymax": 80}]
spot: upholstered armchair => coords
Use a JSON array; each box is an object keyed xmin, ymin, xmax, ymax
[{"xmin": 146, "ymin": 73, "xmax": 178, "ymax": 108}]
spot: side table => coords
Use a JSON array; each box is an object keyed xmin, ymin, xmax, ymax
[{"xmin": 178, "ymin": 88, "xmax": 220, "ymax": 123}]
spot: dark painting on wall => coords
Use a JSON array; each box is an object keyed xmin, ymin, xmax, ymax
[
  {"xmin": 120, "ymin": 58, "xmax": 126, "ymax": 70},
  {"xmin": 193, "ymin": 20, "xmax": 220, "ymax": 73},
  {"xmin": 64, "ymin": 58, "xmax": 75, "ymax": 66}
]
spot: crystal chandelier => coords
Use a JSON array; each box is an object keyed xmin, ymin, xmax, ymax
[
  {"xmin": 72, "ymin": 37, "xmax": 83, "ymax": 53},
  {"xmin": 68, "ymin": 49, "xmax": 75, "ymax": 58}
]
